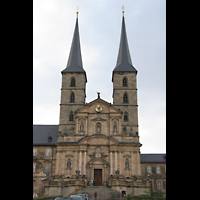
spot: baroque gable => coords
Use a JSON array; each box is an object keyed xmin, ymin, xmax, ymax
[
  {"xmin": 75, "ymin": 97, "xmax": 123, "ymax": 115},
  {"xmin": 78, "ymin": 134, "xmax": 119, "ymax": 145}
]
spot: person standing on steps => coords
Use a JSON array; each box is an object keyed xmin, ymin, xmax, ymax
[
  {"xmin": 94, "ymin": 192, "xmax": 97, "ymax": 200},
  {"xmin": 93, "ymin": 178, "xmax": 95, "ymax": 186}
]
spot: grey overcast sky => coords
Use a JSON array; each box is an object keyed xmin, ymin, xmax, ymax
[{"xmin": 33, "ymin": 0, "xmax": 166, "ymax": 153}]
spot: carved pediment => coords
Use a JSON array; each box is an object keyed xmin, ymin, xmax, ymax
[
  {"xmin": 78, "ymin": 135, "xmax": 119, "ymax": 145},
  {"xmin": 91, "ymin": 117, "xmax": 106, "ymax": 121},
  {"xmin": 123, "ymin": 154, "xmax": 131, "ymax": 158},
  {"xmin": 65, "ymin": 154, "xmax": 73, "ymax": 158},
  {"xmin": 76, "ymin": 98, "xmax": 123, "ymax": 115}
]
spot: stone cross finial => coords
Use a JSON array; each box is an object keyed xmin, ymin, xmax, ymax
[{"xmin": 97, "ymin": 92, "xmax": 100, "ymax": 98}]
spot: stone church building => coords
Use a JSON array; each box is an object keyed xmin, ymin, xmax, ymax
[{"xmin": 33, "ymin": 13, "xmax": 166, "ymax": 197}]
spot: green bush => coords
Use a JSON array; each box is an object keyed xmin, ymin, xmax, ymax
[
  {"xmin": 124, "ymin": 191, "xmax": 166, "ymax": 200},
  {"xmin": 33, "ymin": 195, "xmax": 62, "ymax": 200}
]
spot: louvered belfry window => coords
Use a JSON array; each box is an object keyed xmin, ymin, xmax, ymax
[
  {"xmin": 123, "ymin": 93, "xmax": 128, "ymax": 103},
  {"xmin": 70, "ymin": 92, "xmax": 75, "ymax": 102}
]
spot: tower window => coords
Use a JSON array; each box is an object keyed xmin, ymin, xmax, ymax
[
  {"xmin": 124, "ymin": 112, "xmax": 129, "ymax": 121},
  {"xmin": 123, "ymin": 77, "xmax": 128, "ymax": 87},
  {"xmin": 70, "ymin": 77, "xmax": 76, "ymax": 87},
  {"xmin": 123, "ymin": 93, "xmax": 128, "ymax": 103},
  {"xmin": 70, "ymin": 92, "xmax": 75, "ymax": 102},
  {"xmin": 69, "ymin": 111, "xmax": 74, "ymax": 121}
]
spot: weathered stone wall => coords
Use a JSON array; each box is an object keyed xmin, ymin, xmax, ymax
[
  {"xmin": 59, "ymin": 72, "xmax": 86, "ymax": 136},
  {"xmin": 112, "ymin": 72, "xmax": 139, "ymax": 136}
]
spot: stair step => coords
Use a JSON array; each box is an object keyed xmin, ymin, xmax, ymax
[{"xmin": 65, "ymin": 186, "xmax": 121, "ymax": 200}]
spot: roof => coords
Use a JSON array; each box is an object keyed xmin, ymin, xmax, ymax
[
  {"xmin": 140, "ymin": 154, "xmax": 166, "ymax": 163},
  {"xmin": 112, "ymin": 16, "xmax": 137, "ymax": 78},
  {"xmin": 61, "ymin": 17, "xmax": 87, "ymax": 77},
  {"xmin": 33, "ymin": 125, "xmax": 58, "ymax": 145}
]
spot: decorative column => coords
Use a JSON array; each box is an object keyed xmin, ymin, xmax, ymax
[
  {"xmin": 61, "ymin": 150, "xmax": 65, "ymax": 175},
  {"xmin": 85, "ymin": 117, "xmax": 88, "ymax": 134},
  {"xmin": 132, "ymin": 151, "xmax": 137, "ymax": 176},
  {"xmin": 84, "ymin": 151, "xmax": 87, "ymax": 175},
  {"xmin": 55, "ymin": 150, "xmax": 60, "ymax": 175},
  {"xmin": 131, "ymin": 151, "xmax": 134, "ymax": 176},
  {"xmin": 119, "ymin": 151, "xmax": 122, "ymax": 174},
  {"xmin": 115, "ymin": 151, "xmax": 117, "ymax": 172},
  {"xmin": 109, "ymin": 117, "xmax": 112, "ymax": 135},
  {"xmin": 119, "ymin": 117, "xmax": 122, "ymax": 135},
  {"xmin": 76, "ymin": 117, "xmax": 79, "ymax": 135},
  {"xmin": 75, "ymin": 151, "xmax": 78, "ymax": 172},
  {"xmin": 79, "ymin": 151, "xmax": 82, "ymax": 175},
  {"xmin": 110, "ymin": 151, "xmax": 113, "ymax": 175},
  {"xmin": 137, "ymin": 150, "xmax": 141, "ymax": 176}
]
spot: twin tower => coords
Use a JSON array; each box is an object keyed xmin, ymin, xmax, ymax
[{"xmin": 58, "ymin": 13, "xmax": 139, "ymax": 140}]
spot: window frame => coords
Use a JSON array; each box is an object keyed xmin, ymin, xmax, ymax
[
  {"xmin": 147, "ymin": 166, "xmax": 151, "ymax": 173},
  {"xmin": 124, "ymin": 111, "xmax": 129, "ymax": 121},
  {"xmin": 156, "ymin": 166, "xmax": 161, "ymax": 173},
  {"xmin": 123, "ymin": 92, "xmax": 129, "ymax": 103},
  {"xmin": 122, "ymin": 77, "xmax": 128, "ymax": 87},
  {"xmin": 69, "ymin": 111, "xmax": 74, "ymax": 121},
  {"xmin": 44, "ymin": 164, "xmax": 50, "ymax": 174},
  {"xmin": 33, "ymin": 163, "xmax": 36, "ymax": 173},
  {"xmin": 157, "ymin": 181, "xmax": 162, "ymax": 189},
  {"xmin": 46, "ymin": 148, "xmax": 51, "ymax": 156},
  {"xmin": 70, "ymin": 92, "xmax": 75, "ymax": 103},
  {"xmin": 33, "ymin": 149, "xmax": 37, "ymax": 156},
  {"xmin": 70, "ymin": 77, "xmax": 76, "ymax": 87}
]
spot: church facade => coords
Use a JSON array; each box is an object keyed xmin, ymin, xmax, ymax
[{"xmin": 33, "ymin": 13, "xmax": 166, "ymax": 197}]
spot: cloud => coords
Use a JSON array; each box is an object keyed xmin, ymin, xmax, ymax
[{"xmin": 33, "ymin": 0, "xmax": 166, "ymax": 153}]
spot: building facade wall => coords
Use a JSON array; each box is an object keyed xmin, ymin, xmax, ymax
[{"xmin": 141, "ymin": 162, "xmax": 166, "ymax": 196}]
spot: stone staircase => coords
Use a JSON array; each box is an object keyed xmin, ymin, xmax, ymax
[{"xmin": 65, "ymin": 186, "xmax": 121, "ymax": 200}]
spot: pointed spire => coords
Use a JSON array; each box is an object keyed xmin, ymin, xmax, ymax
[
  {"xmin": 113, "ymin": 14, "xmax": 137, "ymax": 75},
  {"xmin": 61, "ymin": 13, "xmax": 86, "ymax": 76}
]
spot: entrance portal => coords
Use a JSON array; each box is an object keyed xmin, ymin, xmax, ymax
[{"xmin": 94, "ymin": 169, "xmax": 102, "ymax": 186}]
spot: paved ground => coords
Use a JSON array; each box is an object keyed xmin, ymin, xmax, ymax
[{"xmin": 66, "ymin": 186, "xmax": 121, "ymax": 200}]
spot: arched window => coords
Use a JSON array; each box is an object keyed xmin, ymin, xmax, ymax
[
  {"xmin": 124, "ymin": 112, "xmax": 129, "ymax": 121},
  {"xmin": 70, "ymin": 92, "xmax": 75, "ymax": 103},
  {"xmin": 123, "ymin": 93, "xmax": 128, "ymax": 103},
  {"xmin": 70, "ymin": 77, "xmax": 75, "ymax": 87},
  {"xmin": 69, "ymin": 111, "xmax": 74, "ymax": 121},
  {"xmin": 123, "ymin": 77, "xmax": 128, "ymax": 87}
]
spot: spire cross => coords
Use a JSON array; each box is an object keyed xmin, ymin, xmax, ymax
[
  {"xmin": 122, "ymin": 5, "xmax": 124, "ymax": 16},
  {"xmin": 76, "ymin": 7, "xmax": 79, "ymax": 18},
  {"xmin": 97, "ymin": 92, "xmax": 100, "ymax": 99}
]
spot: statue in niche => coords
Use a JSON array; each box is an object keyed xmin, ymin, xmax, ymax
[
  {"xmin": 125, "ymin": 159, "xmax": 129, "ymax": 170},
  {"xmin": 113, "ymin": 122, "xmax": 117, "ymax": 132},
  {"xmin": 69, "ymin": 127, "xmax": 74, "ymax": 134},
  {"xmin": 123, "ymin": 126, "xmax": 126, "ymax": 132},
  {"xmin": 80, "ymin": 122, "xmax": 84, "ymax": 132},
  {"xmin": 95, "ymin": 147, "xmax": 101, "ymax": 158},
  {"xmin": 129, "ymin": 127, "xmax": 134, "ymax": 136},
  {"xmin": 96, "ymin": 122, "xmax": 101, "ymax": 134},
  {"xmin": 67, "ymin": 159, "xmax": 71, "ymax": 170}
]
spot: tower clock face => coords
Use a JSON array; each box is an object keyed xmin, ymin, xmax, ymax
[{"xmin": 95, "ymin": 105, "xmax": 103, "ymax": 112}]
